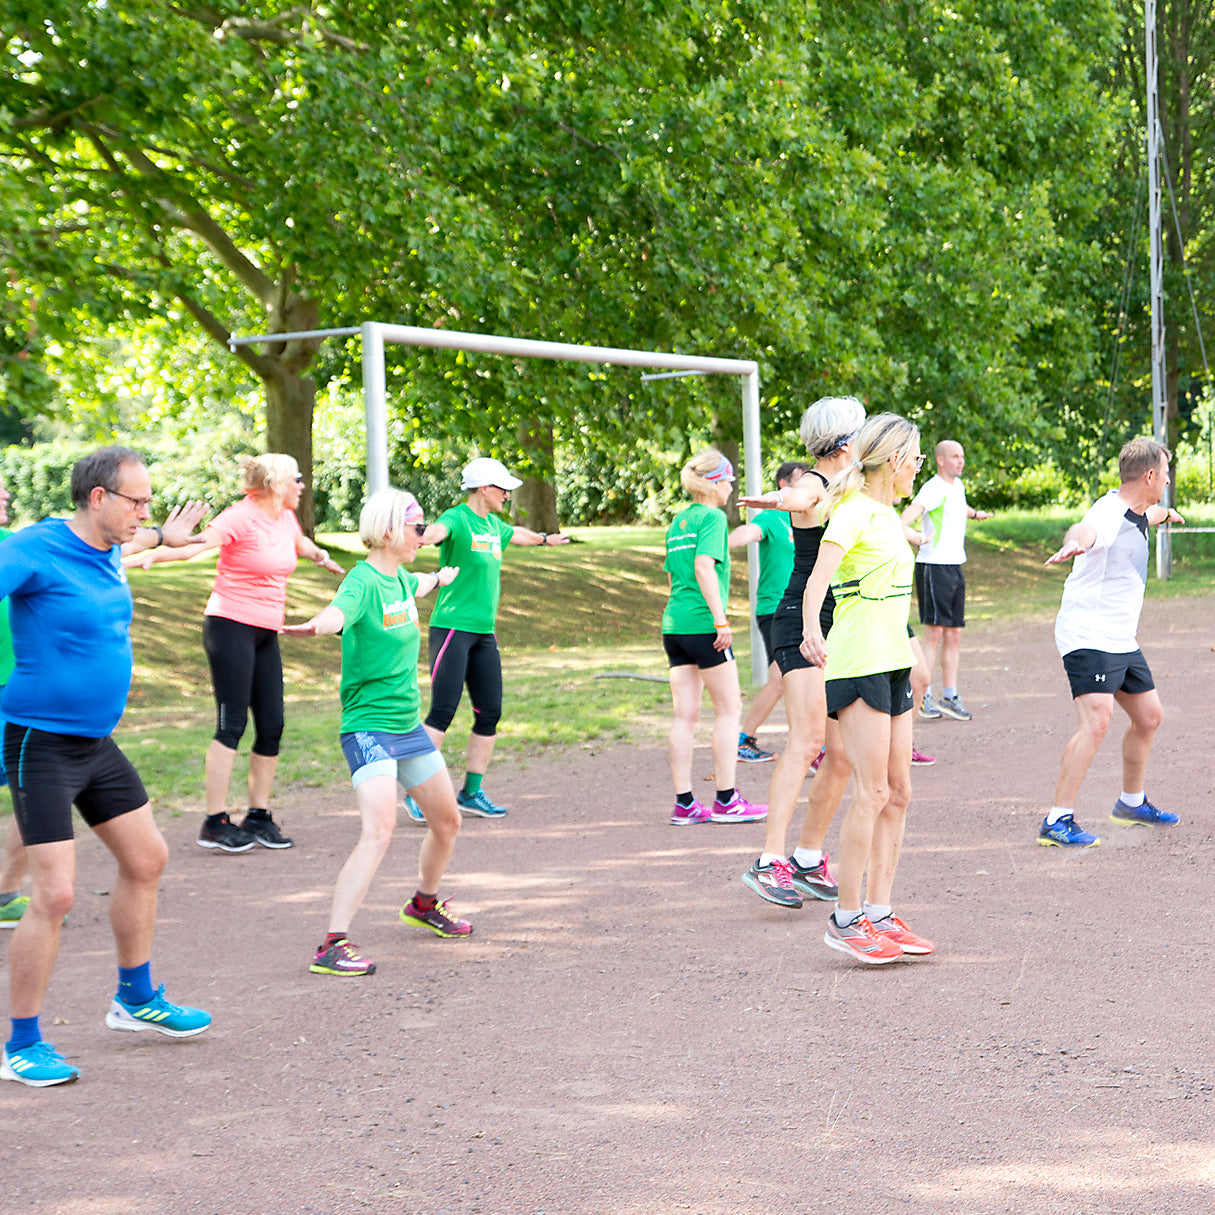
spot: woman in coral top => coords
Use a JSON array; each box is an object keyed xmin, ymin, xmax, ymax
[{"xmin": 141, "ymin": 454, "xmax": 343, "ymax": 852}]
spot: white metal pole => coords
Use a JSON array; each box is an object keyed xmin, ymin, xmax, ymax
[
  {"xmin": 361, "ymin": 322, "xmax": 389, "ymax": 495},
  {"xmin": 741, "ymin": 370, "xmax": 765, "ymax": 687},
  {"xmin": 1146, "ymin": 0, "xmax": 1171, "ymax": 578}
]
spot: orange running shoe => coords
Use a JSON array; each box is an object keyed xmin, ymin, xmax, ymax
[
  {"xmin": 870, "ymin": 914, "xmax": 934, "ymax": 955},
  {"xmin": 823, "ymin": 914, "xmax": 903, "ymax": 964}
]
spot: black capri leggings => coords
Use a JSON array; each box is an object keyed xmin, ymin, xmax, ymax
[
  {"xmin": 203, "ymin": 614, "xmax": 285, "ymax": 755},
  {"xmin": 425, "ymin": 628, "xmax": 503, "ymax": 737}
]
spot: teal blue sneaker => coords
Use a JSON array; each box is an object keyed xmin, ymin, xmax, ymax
[
  {"xmin": 456, "ymin": 788, "xmax": 508, "ymax": 819},
  {"xmin": 403, "ymin": 793, "xmax": 427, "ymax": 827},
  {"xmin": 1110, "ymin": 796, "xmax": 1179, "ymax": 828},
  {"xmin": 1, "ymin": 1042, "xmax": 79, "ymax": 1087},
  {"xmin": 1038, "ymin": 813, "xmax": 1100, "ymax": 848},
  {"xmin": 105, "ymin": 985, "xmax": 212, "ymax": 1038}
]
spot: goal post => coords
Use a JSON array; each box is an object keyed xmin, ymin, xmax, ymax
[{"xmin": 231, "ymin": 321, "xmax": 769, "ymax": 684}]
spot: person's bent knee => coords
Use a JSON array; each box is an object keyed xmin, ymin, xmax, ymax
[
  {"xmin": 30, "ymin": 875, "xmax": 75, "ymax": 921},
  {"xmin": 213, "ymin": 721, "xmax": 247, "ymax": 750},
  {"xmin": 470, "ymin": 714, "xmax": 499, "ymax": 738},
  {"xmin": 425, "ymin": 709, "xmax": 457, "ymax": 734},
  {"xmin": 120, "ymin": 832, "xmax": 169, "ymax": 884},
  {"xmin": 251, "ymin": 734, "xmax": 283, "ymax": 759},
  {"xmin": 428, "ymin": 802, "xmax": 462, "ymax": 843}
]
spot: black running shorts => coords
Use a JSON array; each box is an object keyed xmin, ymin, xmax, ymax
[
  {"xmin": 826, "ymin": 669, "xmax": 914, "ymax": 720},
  {"xmin": 663, "ymin": 632, "xmax": 733, "ymax": 670},
  {"xmin": 1062, "ymin": 648, "xmax": 1154, "ymax": 700},
  {"xmin": 915, "ymin": 563, "xmax": 966, "ymax": 628}
]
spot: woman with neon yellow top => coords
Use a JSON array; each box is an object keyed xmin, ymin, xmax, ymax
[
  {"xmin": 421, "ymin": 458, "xmax": 569, "ymax": 819},
  {"xmin": 663, "ymin": 450, "xmax": 766, "ymax": 826},
  {"xmin": 800, "ymin": 414, "xmax": 935, "ymax": 964}
]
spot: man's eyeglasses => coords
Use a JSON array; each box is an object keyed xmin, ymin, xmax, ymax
[{"xmin": 106, "ymin": 488, "xmax": 153, "ymax": 511}]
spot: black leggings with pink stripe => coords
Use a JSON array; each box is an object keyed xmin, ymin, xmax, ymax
[{"xmin": 424, "ymin": 628, "xmax": 502, "ymax": 737}]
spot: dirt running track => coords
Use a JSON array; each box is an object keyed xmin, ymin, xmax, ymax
[{"xmin": 5, "ymin": 597, "xmax": 1215, "ymax": 1215}]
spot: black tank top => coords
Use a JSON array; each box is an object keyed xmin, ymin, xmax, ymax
[{"xmin": 771, "ymin": 470, "xmax": 835, "ymax": 644}]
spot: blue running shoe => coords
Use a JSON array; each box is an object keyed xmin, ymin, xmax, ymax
[
  {"xmin": 403, "ymin": 794, "xmax": 427, "ymax": 827},
  {"xmin": 105, "ymin": 985, "xmax": 212, "ymax": 1038},
  {"xmin": 1110, "ymin": 796, "xmax": 1178, "ymax": 827},
  {"xmin": 737, "ymin": 732, "xmax": 776, "ymax": 763},
  {"xmin": 1, "ymin": 1042, "xmax": 79, "ymax": 1087},
  {"xmin": 1038, "ymin": 814, "xmax": 1100, "ymax": 848},
  {"xmin": 457, "ymin": 788, "xmax": 508, "ymax": 819}
]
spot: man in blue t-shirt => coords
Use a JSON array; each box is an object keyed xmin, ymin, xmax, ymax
[{"xmin": 0, "ymin": 447, "xmax": 212, "ymax": 1088}]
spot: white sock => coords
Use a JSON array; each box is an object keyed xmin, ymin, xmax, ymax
[
  {"xmin": 759, "ymin": 852, "xmax": 784, "ymax": 868},
  {"xmin": 833, "ymin": 905, "xmax": 863, "ymax": 927},
  {"xmin": 1119, "ymin": 791, "xmax": 1145, "ymax": 808},
  {"xmin": 1046, "ymin": 806, "xmax": 1072, "ymax": 826},
  {"xmin": 944, "ymin": 686, "xmax": 958, "ymax": 700},
  {"xmin": 792, "ymin": 847, "xmax": 823, "ymax": 867},
  {"xmin": 864, "ymin": 902, "xmax": 892, "ymax": 923}
]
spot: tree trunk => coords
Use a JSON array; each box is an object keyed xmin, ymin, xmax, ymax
[
  {"xmin": 513, "ymin": 417, "xmax": 560, "ymax": 532},
  {"xmin": 264, "ymin": 363, "xmax": 317, "ymax": 535}
]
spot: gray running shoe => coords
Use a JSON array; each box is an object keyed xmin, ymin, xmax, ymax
[
  {"xmin": 918, "ymin": 692, "xmax": 943, "ymax": 720},
  {"xmin": 937, "ymin": 694, "xmax": 972, "ymax": 721}
]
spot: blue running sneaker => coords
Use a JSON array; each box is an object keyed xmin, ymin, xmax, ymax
[
  {"xmin": 457, "ymin": 788, "xmax": 508, "ymax": 819},
  {"xmin": 403, "ymin": 794, "xmax": 427, "ymax": 827},
  {"xmin": 1110, "ymin": 796, "xmax": 1178, "ymax": 827},
  {"xmin": 737, "ymin": 732, "xmax": 776, "ymax": 763},
  {"xmin": 1038, "ymin": 814, "xmax": 1100, "ymax": 848},
  {"xmin": 1, "ymin": 1042, "xmax": 79, "ymax": 1087},
  {"xmin": 105, "ymin": 985, "xmax": 212, "ymax": 1038}
]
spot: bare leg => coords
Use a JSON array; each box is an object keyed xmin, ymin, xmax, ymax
[
  {"xmin": 325, "ymin": 775, "xmax": 399, "ymax": 935},
  {"xmin": 701, "ymin": 660, "xmax": 743, "ymax": 793},
  {"xmin": 908, "ymin": 635, "xmax": 930, "ymax": 712},
  {"xmin": 8, "ymin": 840, "xmax": 75, "ymax": 1018},
  {"xmin": 0, "ymin": 818, "xmax": 26, "ymax": 892},
  {"xmin": 741, "ymin": 662, "xmax": 784, "ymax": 739},
  {"xmin": 795, "ymin": 716, "xmax": 849, "ymax": 851},
  {"xmin": 464, "ymin": 732, "xmax": 496, "ymax": 782},
  {"xmin": 1114, "ymin": 688, "xmax": 1163, "ymax": 793},
  {"xmin": 1052, "ymin": 693, "xmax": 1114, "ymax": 808},
  {"xmin": 866, "ymin": 709, "xmax": 913, "ymax": 907},
  {"xmin": 247, "ymin": 752, "xmax": 278, "ymax": 810},
  {"xmin": 833, "ymin": 701, "xmax": 893, "ymax": 910},
  {"xmin": 667, "ymin": 664, "xmax": 704, "ymax": 793},
  {"xmin": 760, "ymin": 667, "xmax": 825, "ymax": 855},
  {"xmin": 919, "ymin": 625, "xmax": 944, "ymax": 687},
  {"xmin": 939, "ymin": 627, "xmax": 962, "ymax": 690},
  {"xmin": 413, "ymin": 768, "xmax": 462, "ymax": 893},
  {"xmin": 93, "ymin": 805, "xmax": 168, "ymax": 969},
  {"xmin": 204, "ymin": 739, "xmax": 238, "ymax": 817}
]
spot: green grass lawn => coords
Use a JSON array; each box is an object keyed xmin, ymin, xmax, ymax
[{"xmin": 117, "ymin": 511, "xmax": 1213, "ymax": 810}]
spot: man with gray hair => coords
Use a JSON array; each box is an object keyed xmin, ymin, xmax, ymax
[
  {"xmin": 1038, "ymin": 437, "xmax": 1183, "ymax": 847},
  {"xmin": 0, "ymin": 447, "xmax": 209, "ymax": 1086}
]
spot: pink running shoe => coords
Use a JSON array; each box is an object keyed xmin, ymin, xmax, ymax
[
  {"xmin": 870, "ymin": 914, "xmax": 935, "ymax": 955},
  {"xmin": 670, "ymin": 799, "xmax": 712, "ymax": 825},
  {"xmin": 911, "ymin": 748, "xmax": 936, "ymax": 767},
  {"xmin": 710, "ymin": 794, "xmax": 767, "ymax": 823}
]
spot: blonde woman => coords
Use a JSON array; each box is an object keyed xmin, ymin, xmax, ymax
[
  {"xmin": 138, "ymin": 454, "xmax": 343, "ymax": 851},
  {"xmin": 283, "ymin": 489, "xmax": 469, "ymax": 976},
  {"xmin": 663, "ymin": 450, "xmax": 766, "ymax": 825},
  {"xmin": 800, "ymin": 414, "xmax": 935, "ymax": 963}
]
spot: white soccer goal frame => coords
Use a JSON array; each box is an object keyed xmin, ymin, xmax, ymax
[{"xmin": 229, "ymin": 321, "xmax": 768, "ymax": 683}]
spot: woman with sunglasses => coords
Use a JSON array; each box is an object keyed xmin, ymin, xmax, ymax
[
  {"xmin": 283, "ymin": 489, "xmax": 469, "ymax": 975},
  {"xmin": 134, "ymin": 454, "xmax": 343, "ymax": 852},
  {"xmin": 663, "ymin": 450, "xmax": 766, "ymax": 826},
  {"xmin": 800, "ymin": 414, "xmax": 935, "ymax": 964},
  {"xmin": 420, "ymin": 457, "xmax": 569, "ymax": 821}
]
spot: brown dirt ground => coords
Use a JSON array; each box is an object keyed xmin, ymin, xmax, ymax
[{"xmin": 5, "ymin": 596, "xmax": 1215, "ymax": 1215}]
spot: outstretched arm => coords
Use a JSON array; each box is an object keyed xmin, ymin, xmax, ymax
[
  {"xmin": 414, "ymin": 566, "xmax": 459, "ymax": 600},
  {"xmin": 1146, "ymin": 505, "xmax": 1184, "ymax": 527},
  {"xmin": 739, "ymin": 480, "xmax": 826, "ymax": 514},
  {"xmin": 295, "ymin": 532, "xmax": 345, "ymax": 576},
  {"xmin": 281, "ymin": 603, "xmax": 347, "ymax": 638},
  {"xmin": 511, "ymin": 526, "xmax": 570, "ymax": 546},
  {"xmin": 728, "ymin": 522, "xmax": 762, "ymax": 549},
  {"xmin": 1044, "ymin": 521, "xmax": 1098, "ymax": 566}
]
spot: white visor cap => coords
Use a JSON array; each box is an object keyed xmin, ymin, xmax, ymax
[{"xmin": 461, "ymin": 457, "xmax": 523, "ymax": 492}]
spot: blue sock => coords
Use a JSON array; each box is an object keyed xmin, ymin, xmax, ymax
[
  {"xmin": 7, "ymin": 1015, "xmax": 40, "ymax": 1053},
  {"xmin": 118, "ymin": 962, "xmax": 154, "ymax": 1007}
]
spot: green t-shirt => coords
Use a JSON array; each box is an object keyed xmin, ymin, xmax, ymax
[
  {"xmin": 821, "ymin": 492, "xmax": 914, "ymax": 680},
  {"xmin": 428, "ymin": 503, "xmax": 515, "ymax": 633},
  {"xmin": 333, "ymin": 561, "xmax": 423, "ymax": 733},
  {"xmin": 750, "ymin": 509, "xmax": 795, "ymax": 617},
  {"xmin": 662, "ymin": 503, "xmax": 729, "ymax": 634}
]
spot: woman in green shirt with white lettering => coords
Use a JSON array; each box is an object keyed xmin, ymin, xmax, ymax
[
  {"xmin": 800, "ymin": 414, "xmax": 935, "ymax": 965},
  {"xmin": 662, "ymin": 450, "xmax": 767, "ymax": 827},
  {"xmin": 283, "ymin": 489, "xmax": 470, "ymax": 977}
]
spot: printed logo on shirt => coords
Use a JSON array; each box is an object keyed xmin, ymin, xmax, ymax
[
  {"xmin": 470, "ymin": 533, "xmax": 502, "ymax": 558},
  {"xmin": 382, "ymin": 596, "xmax": 419, "ymax": 629}
]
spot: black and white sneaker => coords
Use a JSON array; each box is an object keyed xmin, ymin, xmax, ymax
[
  {"xmin": 239, "ymin": 812, "xmax": 294, "ymax": 849},
  {"xmin": 197, "ymin": 813, "xmax": 257, "ymax": 853}
]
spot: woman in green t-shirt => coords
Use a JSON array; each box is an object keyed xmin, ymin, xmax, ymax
[
  {"xmin": 283, "ymin": 489, "xmax": 471, "ymax": 978},
  {"xmin": 662, "ymin": 450, "xmax": 766, "ymax": 827},
  {"xmin": 420, "ymin": 458, "xmax": 570, "ymax": 821},
  {"xmin": 800, "ymin": 414, "xmax": 936, "ymax": 966}
]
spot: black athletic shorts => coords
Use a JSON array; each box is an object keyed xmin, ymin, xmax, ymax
[
  {"xmin": 1062, "ymin": 649, "xmax": 1155, "ymax": 700},
  {"xmin": 663, "ymin": 632, "xmax": 733, "ymax": 670},
  {"xmin": 755, "ymin": 614, "xmax": 775, "ymax": 666},
  {"xmin": 916, "ymin": 563, "xmax": 966, "ymax": 628},
  {"xmin": 4, "ymin": 724, "xmax": 148, "ymax": 846},
  {"xmin": 826, "ymin": 669, "xmax": 914, "ymax": 720}
]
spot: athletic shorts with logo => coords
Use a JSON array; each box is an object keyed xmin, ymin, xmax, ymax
[{"xmin": 1061, "ymin": 648, "xmax": 1154, "ymax": 700}]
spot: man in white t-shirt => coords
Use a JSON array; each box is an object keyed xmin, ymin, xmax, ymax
[
  {"xmin": 901, "ymin": 440, "xmax": 991, "ymax": 721},
  {"xmin": 1038, "ymin": 437, "xmax": 1183, "ymax": 848}
]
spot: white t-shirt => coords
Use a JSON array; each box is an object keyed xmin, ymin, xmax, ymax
[
  {"xmin": 912, "ymin": 475, "xmax": 968, "ymax": 565},
  {"xmin": 1054, "ymin": 490, "xmax": 1149, "ymax": 657}
]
